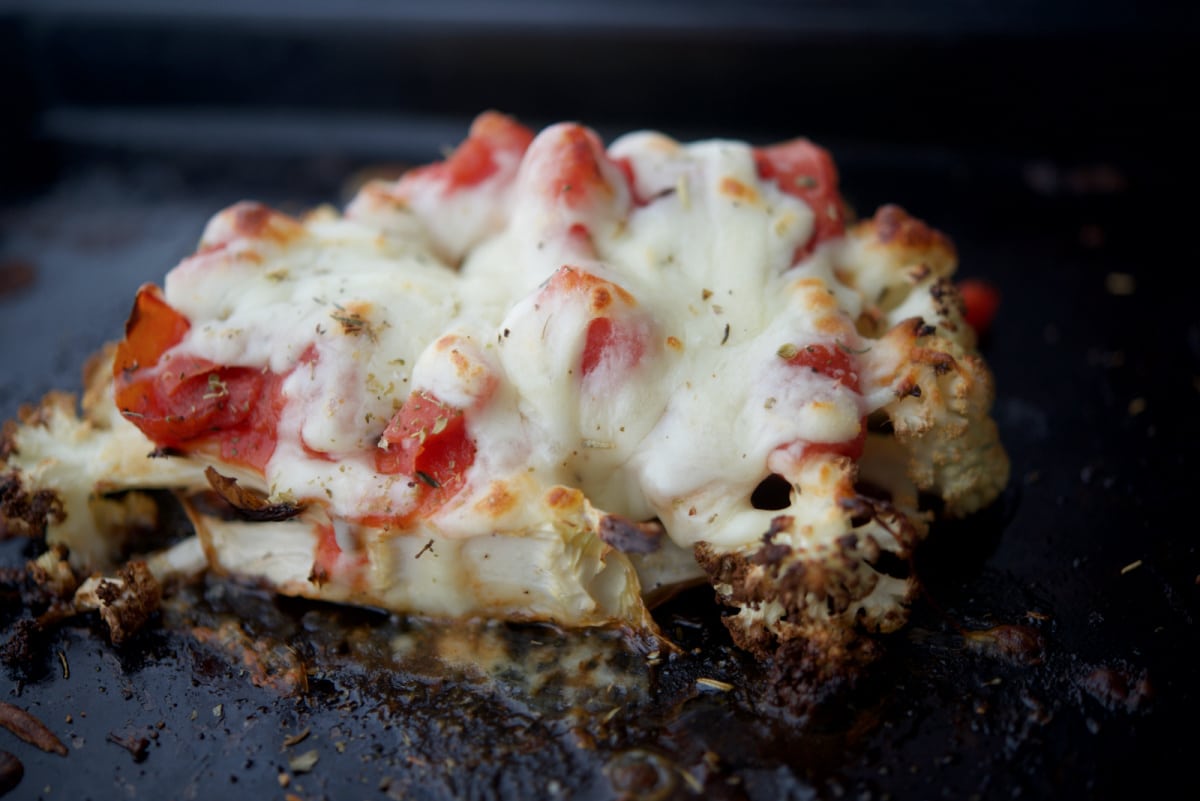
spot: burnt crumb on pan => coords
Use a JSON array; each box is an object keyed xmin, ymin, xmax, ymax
[
  {"xmin": 74, "ymin": 561, "xmax": 163, "ymax": 646},
  {"xmin": 98, "ymin": 562, "xmax": 163, "ymax": 645},
  {"xmin": 0, "ymin": 619, "xmax": 41, "ymax": 668},
  {"xmin": 603, "ymin": 748, "xmax": 679, "ymax": 799},
  {"xmin": 1078, "ymin": 664, "xmax": 1154, "ymax": 713},
  {"xmin": 1, "ymin": 549, "xmax": 84, "ymax": 670},
  {"xmin": 107, "ymin": 730, "xmax": 150, "ymax": 762}
]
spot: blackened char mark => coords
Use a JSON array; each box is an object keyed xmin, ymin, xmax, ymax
[{"xmin": 204, "ymin": 467, "xmax": 304, "ymax": 522}]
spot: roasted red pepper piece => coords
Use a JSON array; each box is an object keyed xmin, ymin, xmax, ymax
[
  {"xmin": 957, "ymin": 279, "xmax": 1000, "ymax": 336},
  {"xmin": 376, "ymin": 391, "xmax": 476, "ymax": 515},
  {"xmin": 754, "ymin": 139, "xmax": 846, "ymax": 261}
]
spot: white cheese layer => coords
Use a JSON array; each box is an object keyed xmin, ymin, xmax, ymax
[{"xmin": 159, "ymin": 128, "xmax": 869, "ymax": 563}]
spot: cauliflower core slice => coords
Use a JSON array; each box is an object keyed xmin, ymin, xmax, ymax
[{"xmin": 1, "ymin": 114, "xmax": 1008, "ymax": 652}]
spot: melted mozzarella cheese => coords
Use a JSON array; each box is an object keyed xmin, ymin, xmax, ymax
[
  {"xmin": 7, "ymin": 116, "xmax": 1008, "ymax": 646},
  {"xmin": 160, "ymin": 132, "xmax": 865, "ymax": 555}
]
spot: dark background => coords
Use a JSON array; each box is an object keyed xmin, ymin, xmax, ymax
[{"xmin": 1, "ymin": 2, "xmax": 1198, "ymax": 800}]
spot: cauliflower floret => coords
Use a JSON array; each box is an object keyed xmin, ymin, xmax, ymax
[
  {"xmin": 863, "ymin": 321, "xmax": 1008, "ymax": 516},
  {"xmin": 840, "ymin": 206, "xmax": 1010, "ymax": 516},
  {"xmin": 694, "ymin": 450, "xmax": 922, "ymax": 656},
  {"xmin": 2, "ymin": 362, "xmax": 208, "ymax": 568}
]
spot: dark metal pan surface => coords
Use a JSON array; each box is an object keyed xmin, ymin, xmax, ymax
[{"xmin": 1, "ymin": 4, "xmax": 1197, "ymax": 799}]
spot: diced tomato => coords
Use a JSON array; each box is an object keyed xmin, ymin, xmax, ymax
[
  {"xmin": 404, "ymin": 111, "xmax": 535, "ymax": 193},
  {"xmin": 957, "ymin": 279, "xmax": 1000, "ymax": 336},
  {"xmin": 116, "ymin": 354, "xmax": 284, "ymax": 472},
  {"xmin": 786, "ymin": 343, "xmax": 860, "ymax": 392},
  {"xmin": 543, "ymin": 265, "xmax": 634, "ymax": 305},
  {"xmin": 581, "ymin": 317, "xmax": 645, "ymax": 378},
  {"xmin": 547, "ymin": 270, "xmax": 644, "ymax": 368},
  {"xmin": 538, "ymin": 266, "xmax": 647, "ymax": 380},
  {"xmin": 113, "ymin": 284, "xmax": 287, "ymax": 473},
  {"xmin": 113, "ymin": 284, "xmax": 191, "ymax": 375},
  {"xmin": 376, "ymin": 391, "xmax": 476, "ymax": 515},
  {"xmin": 124, "ymin": 356, "xmax": 259, "ymax": 441},
  {"xmin": 782, "ymin": 342, "xmax": 865, "ymax": 460},
  {"xmin": 581, "ymin": 317, "xmax": 614, "ymax": 376},
  {"xmin": 754, "ymin": 139, "xmax": 845, "ymax": 261},
  {"xmin": 215, "ymin": 372, "xmax": 287, "ymax": 472},
  {"xmin": 613, "ymin": 156, "xmax": 641, "ymax": 205},
  {"xmin": 533, "ymin": 124, "xmax": 616, "ymax": 210}
]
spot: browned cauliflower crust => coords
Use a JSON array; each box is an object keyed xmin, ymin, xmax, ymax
[{"xmin": 848, "ymin": 206, "xmax": 1010, "ymax": 516}]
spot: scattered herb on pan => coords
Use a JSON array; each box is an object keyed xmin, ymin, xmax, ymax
[
  {"xmin": 107, "ymin": 731, "xmax": 150, "ymax": 763},
  {"xmin": 283, "ymin": 727, "xmax": 311, "ymax": 748}
]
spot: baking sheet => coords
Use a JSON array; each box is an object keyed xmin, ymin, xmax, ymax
[
  {"xmin": 2, "ymin": 3, "xmax": 1197, "ymax": 798},
  {"xmin": 2, "ymin": 139, "xmax": 1195, "ymax": 801}
]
